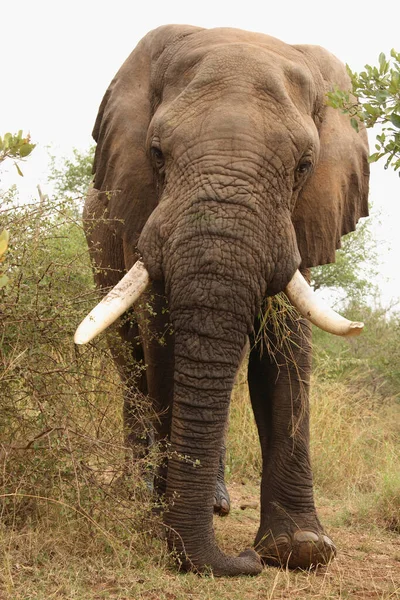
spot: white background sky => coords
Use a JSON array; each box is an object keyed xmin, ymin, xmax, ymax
[{"xmin": 1, "ymin": 0, "xmax": 399, "ymax": 306}]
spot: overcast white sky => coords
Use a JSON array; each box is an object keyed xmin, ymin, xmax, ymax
[{"xmin": 1, "ymin": 0, "xmax": 399, "ymax": 305}]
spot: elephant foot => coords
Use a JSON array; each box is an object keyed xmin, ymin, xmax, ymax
[
  {"xmin": 213, "ymin": 478, "xmax": 230, "ymax": 516},
  {"xmin": 255, "ymin": 524, "xmax": 336, "ymax": 570},
  {"xmin": 175, "ymin": 546, "xmax": 263, "ymax": 576},
  {"xmin": 211, "ymin": 548, "xmax": 263, "ymax": 577}
]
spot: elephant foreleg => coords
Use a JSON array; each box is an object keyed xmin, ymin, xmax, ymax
[
  {"xmin": 136, "ymin": 284, "xmax": 230, "ymax": 513},
  {"xmin": 248, "ymin": 302, "xmax": 336, "ymax": 569}
]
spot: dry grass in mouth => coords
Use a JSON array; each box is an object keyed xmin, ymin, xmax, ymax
[{"xmin": 254, "ymin": 293, "xmax": 305, "ymax": 359}]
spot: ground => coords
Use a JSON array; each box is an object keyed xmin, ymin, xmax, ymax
[{"xmin": 2, "ymin": 481, "xmax": 399, "ymax": 600}]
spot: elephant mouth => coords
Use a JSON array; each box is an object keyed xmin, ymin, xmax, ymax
[{"xmin": 74, "ymin": 263, "xmax": 364, "ymax": 345}]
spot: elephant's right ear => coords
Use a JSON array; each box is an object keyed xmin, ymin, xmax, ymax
[
  {"xmin": 291, "ymin": 44, "xmax": 370, "ymax": 268},
  {"xmin": 91, "ymin": 25, "xmax": 201, "ymax": 242}
]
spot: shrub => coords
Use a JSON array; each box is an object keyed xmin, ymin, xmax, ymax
[{"xmin": 0, "ymin": 193, "xmax": 158, "ymax": 548}]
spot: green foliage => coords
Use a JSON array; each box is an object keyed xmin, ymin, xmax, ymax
[
  {"xmin": 0, "ymin": 142, "xmax": 159, "ymax": 540},
  {"xmin": 327, "ymin": 49, "xmax": 400, "ymax": 172},
  {"xmin": 0, "ymin": 190, "xmax": 157, "ymax": 536},
  {"xmin": 313, "ymin": 300, "xmax": 400, "ymax": 398},
  {"xmin": 47, "ymin": 146, "xmax": 95, "ymax": 198},
  {"xmin": 312, "ymin": 300, "xmax": 400, "ymax": 533},
  {"xmin": 0, "ymin": 130, "xmax": 35, "ymax": 176},
  {"xmin": 0, "ymin": 131, "xmax": 35, "ymax": 288},
  {"xmin": 311, "ymin": 217, "xmax": 378, "ymax": 299}
]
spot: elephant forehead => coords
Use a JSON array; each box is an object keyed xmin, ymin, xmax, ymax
[{"xmin": 158, "ymin": 37, "xmax": 319, "ymax": 114}]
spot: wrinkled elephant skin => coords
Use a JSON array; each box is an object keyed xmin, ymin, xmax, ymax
[{"xmin": 81, "ymin": 25, "xmax": 369, "ymax": 576}]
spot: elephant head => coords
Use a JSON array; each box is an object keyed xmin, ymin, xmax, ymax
[{"xmin": 75, "ymin": 25, "xmax": 369, "ymax": 575}]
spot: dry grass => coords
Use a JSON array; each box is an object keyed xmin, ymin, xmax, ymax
[
  {"xmin": 1, "ymin": 364, "xmax": 399, "ymax": 599},
  {"xmin": 310, "ymin": 377, "xmax": 400, "ymax": 534},
  {"xmin": 1, "ymin": 197, "xmax": 399, "ymax": 598},
  {"xmin": 1, "ymin": 481, "xmax": 399, "ymax": 599},
  {"xmin": 228, "ymin": 362, "xmax": 400, "ymax": 534}
]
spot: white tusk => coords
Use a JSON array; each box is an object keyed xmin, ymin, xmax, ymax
[
  {"xmin": 74, "ymin": 260, "xmax": 150, "ymax": 345},
  {"xmin": 285, "ymin": 270, "xmax": 364, "ymax": 337}
]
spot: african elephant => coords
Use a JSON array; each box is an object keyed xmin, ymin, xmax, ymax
[{"xmin": 75, "ymin": 25, "xmax": 369, "ymax": 576}]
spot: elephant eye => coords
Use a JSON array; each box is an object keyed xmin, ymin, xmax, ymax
[
  {"xmin": 296, "ymin": 158, "xmax": 313, "ymax": 175},
  {"xmin": 151, "ymin": 145, "xmax": 165, "ymax": 172}
]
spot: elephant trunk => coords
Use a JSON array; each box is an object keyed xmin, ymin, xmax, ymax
[
  {"xmin": 158, "ymin": 200, "xmax": 301, "ymax": 574},
  {"xmin": 164, "ymin": 272, "xmax": 262, "ymax": 574}
]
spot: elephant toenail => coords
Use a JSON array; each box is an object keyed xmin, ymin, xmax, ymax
[
  {"xmin": 271, "ymin": 534, "xmax": 291, "ymax": 550},
  {"xmin": 294, "ymin": 531, "xmax": 319, "ymax": 543},
  {"xmin": 221, "ymin": 499, "xmax": 229, "ymax": 512},
  {"xmin": 322, "ymin": 534, "xmax": 334, "ymax": 545}
]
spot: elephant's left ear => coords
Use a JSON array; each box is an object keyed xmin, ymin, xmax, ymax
[{"xmin": 291, "ymin": 44, "xmax": 369, "ymax": 268}]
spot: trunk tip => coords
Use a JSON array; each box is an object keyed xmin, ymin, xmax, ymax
[{"xmin": 346, "ymin": 321, "xmax": 364, "ymax": 337}]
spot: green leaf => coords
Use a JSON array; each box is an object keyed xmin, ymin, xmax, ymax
[
  {"xmin": 350, "ymin": 118, "xmax": 359, "ymax": 132},
  {"xmin": 368, "ymin": 152, "xmax": 384, "ymax": 163},
  {"xmin": 15, "ymin": 162, "xmax": 24, "ymax": 177},
  {"xmin": 3, "ymin": 133, "xmax": 11, "ymax": 150},
  {"xmin": 19, "ymin": 143, "xmax": 34, "ymax": 157},
  {"xmin": 376, "ymin": 90, "xmax": 389, "ymax": 104},
  {"xmin": 390, "ymin": 113, "xmax": 400, "ymax": 128},
  {"xmin": 364, "ymin": 103, "xmax": 379, "ymax": 116}
]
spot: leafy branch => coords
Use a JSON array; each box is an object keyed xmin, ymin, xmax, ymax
[
  {"xmin": 1, "ymin": 131, "xmax": 36, "ymax": 289},
  {"xmin": 0, "ymin": 130, "xmax": 36, "ymax": 176},
  {"xmin": 327, "ymin": 49, "xmax": 400, "ymax": 172}
]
